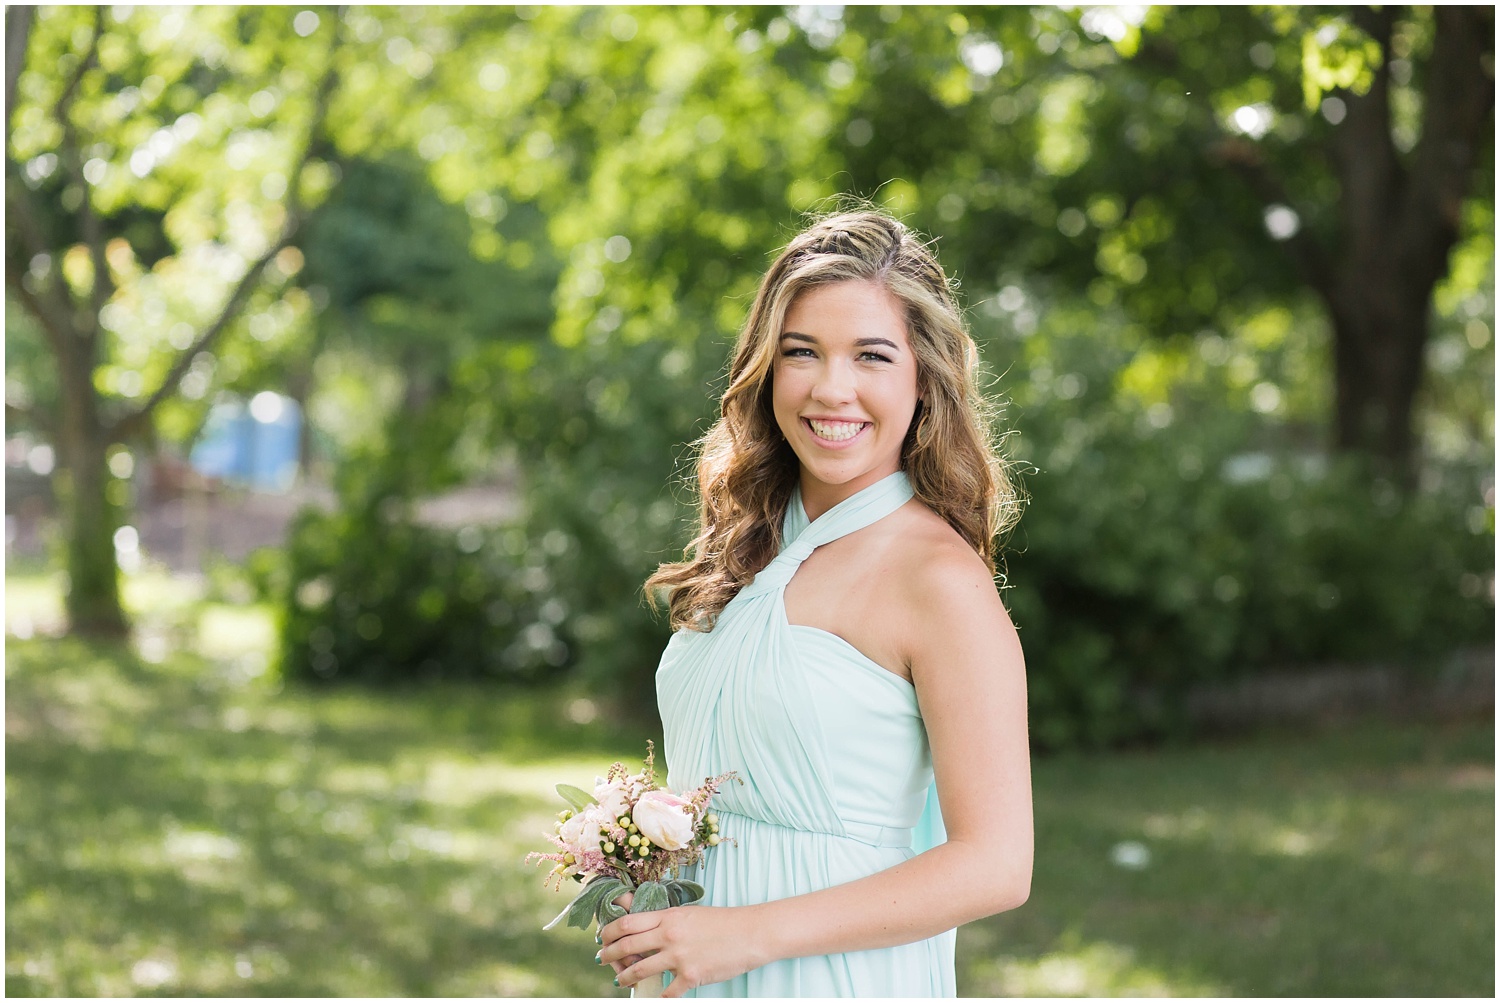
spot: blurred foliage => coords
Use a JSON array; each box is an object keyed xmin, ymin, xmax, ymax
[
  {"xmin": 226, "ymin": 7, "xmax": 1496, "ymax": 739},
  {"xmin": 991, "ymin": 308, "xmax": 1493, "ymax": 747},
  {"xmin": 272, "ymin": 504, "xmax": 569, "ymax": 687},
  {"xmin": 7, "ymin": 7, "xmax": 1493, "ymax": 742}
]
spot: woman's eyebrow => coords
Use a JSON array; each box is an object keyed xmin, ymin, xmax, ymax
[{"xmin": 779, "ymin": 331, "xmax": 903, "ymax": 352}]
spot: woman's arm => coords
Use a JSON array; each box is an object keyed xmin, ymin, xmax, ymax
[{"xmin": 600, "ymin": 545, "xmax": 1032, "ymax": 995}]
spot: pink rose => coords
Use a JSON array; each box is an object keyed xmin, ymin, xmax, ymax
[{"xmin": 633, "ymin": 790, "xmax": 696, "ymax": 850}]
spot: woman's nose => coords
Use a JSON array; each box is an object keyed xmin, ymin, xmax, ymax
[{"xmin": 811, "ymin": 362, "xmax": 856, "ymax": 405}]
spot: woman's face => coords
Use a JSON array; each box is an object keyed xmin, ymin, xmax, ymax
[{"xmin": 772, "ymin": 280, "xmax": 920, "ymax": 514}]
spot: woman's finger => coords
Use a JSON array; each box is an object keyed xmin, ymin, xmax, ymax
[
  {"xmin": 617, "ymin": 950, "xmax": 678, "ymax": 992},
  {"xmin": 600, "ymin": 929, "xmax": 659, "ymax": 967}
]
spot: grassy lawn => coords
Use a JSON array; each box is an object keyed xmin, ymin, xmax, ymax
[{"xmin": 5, "ymin": 566, "xmax": 1494, "ymax": 997}]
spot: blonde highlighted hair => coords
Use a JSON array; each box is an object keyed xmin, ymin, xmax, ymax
[{"xmin": 647, "ymin": 208, "xmax": 1021, "ymax": 631}]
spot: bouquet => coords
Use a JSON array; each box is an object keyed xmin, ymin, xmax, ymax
[{"xmin": 527, "ymin": 742, "xmax": 738, "ymax": 997}]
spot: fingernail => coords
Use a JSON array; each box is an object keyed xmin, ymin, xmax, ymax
[
  {"xmin": 613, "ymin": 977, "xmax": 620, "ymax": 988},
  {"xmin": 595, "ymin": 952, "xmax": 603, "ymax": 964}
]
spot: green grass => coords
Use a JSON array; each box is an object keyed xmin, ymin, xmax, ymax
[
  {"xmin": 5, "ymin": 568, "xmax": 1494, "ymax": 996},
  {"xmin": 960, "ymin": 722, "xmax": 1494, "ymax": 996}
]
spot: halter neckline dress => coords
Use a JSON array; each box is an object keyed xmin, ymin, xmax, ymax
[{"xmin": 657, "ymin": 470, "xmax": 957, "ymax": 997}]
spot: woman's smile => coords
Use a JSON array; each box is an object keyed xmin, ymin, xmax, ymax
[{"xmin": 803, "ymin": 417, "xmax": 871, "ymax": 445}]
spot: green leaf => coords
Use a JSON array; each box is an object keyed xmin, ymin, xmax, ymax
[
  {"xmin": 668, "ymin": 878, "xmax": 705, "ymax": 905},
  {"xmin": 598, "ymin": 897, "xmax": 629, "ymax": 926},
  {"xmin": 542, "ymin": 876, "xmax": 624, "ymax": 932},
  {"xmin": 556, "ymin": 784, "xmax": 598, "ymax": 813},
  {"xmin": 630, "ymin": 880, "xmax": 670, "ymax": 914}
]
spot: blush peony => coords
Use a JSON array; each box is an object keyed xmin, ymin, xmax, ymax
[
  {"xmin": 632, "ymin": 790, "xmax": 697, "ymax": 850},
  {"xmin": 592, "ymin": 777, "xmax": 632, "ymax": 822},
  {"xmin": 558, "ymin": 806, "xmax": 607, "ymax": 857}
]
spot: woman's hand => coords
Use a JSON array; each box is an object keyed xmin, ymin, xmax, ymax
[
  {"xmin": 598, "ymin": 903, "xmax": 766, "ymax": 998},
  {"xmin": 600, "ymin": 892, "xmax": 645, "ymax": 978}
]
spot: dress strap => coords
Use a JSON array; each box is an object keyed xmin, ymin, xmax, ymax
[{"xmin": 739, "ymin": 471, "xmax": 914, "ymax": 598}]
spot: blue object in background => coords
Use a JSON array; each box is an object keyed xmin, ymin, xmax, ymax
[{"xmin": 189, "ymin": 393, "xmax": 301, "ymax": 492}]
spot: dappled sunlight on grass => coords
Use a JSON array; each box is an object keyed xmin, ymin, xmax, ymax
[
  {"xmin": 5, "ymin": 569, "xmax": 653, "ymax": 997},
  {"xmin": 5, "ymin": 568, "xmax": 1493, "ymax": 996},
  {"xmin": 196, "ymin": 603, "xmax": 277, "ymax": 661},
  {"xmin": 969, "ymin": 938, "xmax": 1226, "ymax": 997}
]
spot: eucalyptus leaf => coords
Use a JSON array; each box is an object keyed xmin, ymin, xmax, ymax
[{"xmin": 556, "ymin": 784, "xmax": 598, "ymax": 813}]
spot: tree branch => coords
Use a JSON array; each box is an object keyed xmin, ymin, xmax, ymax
[
  {"xmin": 5, "ymin": 5, "xmax": 34, "ymax": 134},
  {"xmin": 54, "ymin": 7, "xmax": 114, "ymax": 331},
  {"xmin": 5, "ymin": 264, "xmax": 74, "ymax": 364},
  {"xmin": 1131, "ymin": 18, "xmax": 1339, "ymax": 298},
  {"xmin": 1209, "ymin": 136, "xmax": 1337, "ymax": 299},
  {"xmin": 1335, "ymin": 6, "xmax": 1404, "ymax": 263},
  {"xmin": 5, "ymin": 162, "xmax": 81, "ymax": 355},
  {"xmin": 110, "ymin": 18, "xmax": 345, "ymax": 443},
  {"xmin": 52, "ymin": 5, "xmax": 101, "ymax": 125},
  {"xmin": 1394, "ymin": 6, "xmax": 1495, "ymax": 277}
]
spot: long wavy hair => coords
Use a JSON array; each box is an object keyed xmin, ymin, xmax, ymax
[{"xmin": 646, "ymin": 208, "xmax": 1022, "ymax": 631}]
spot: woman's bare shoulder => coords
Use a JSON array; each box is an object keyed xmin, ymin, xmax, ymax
[
  {"xmin": 890, "ymin": 500, "xmax": 1002, "ymax": 596},
  {"xmin": 887, "ymin": 500, "xmax": 1018, "ymax": 673}
]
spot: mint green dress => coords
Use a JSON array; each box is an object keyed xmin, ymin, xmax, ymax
[{"xmin": 657, "ymin": 471, "xmax": 957, "ymax": 997}]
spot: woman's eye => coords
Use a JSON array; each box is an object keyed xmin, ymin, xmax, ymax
[
  {"xmin": 782, "ymin": 347, "xmax": 815, "ymax": 358},
  {"xmin": 859, "ymin": 352, "xmax": 892, "ymax": 363}
]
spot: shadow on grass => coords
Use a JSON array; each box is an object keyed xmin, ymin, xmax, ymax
[
  {"xmin": 6, "ymin": 614, "xmax": 1493, "ymax": 996},
  {"xmin": 959, "ymin": 720, "xmax": 1494, "ymax": 996},
  {"xmin": 6, "ymin": 634, "xmax": 652, "ymax": 997}
]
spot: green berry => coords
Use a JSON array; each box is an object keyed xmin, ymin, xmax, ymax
[
  {"xmin": 618, "ymin": 816, "xmax": 631, "ymax": 828},
  {"xmin": 628, "ymin": 834, "xmax": 641, "ymax": 847},
  {"xmin": 705, "ymin": 813, "xmax": 718, "ymax": 825},
  {"xmin": 639, "ymin": 845, "xmax": 650, "ymax": 858},
  {"xmin": 603, "ymin": 841, "xmax": 616, "ymax": 854},
  {"xmin": 707, "ymin": 833, "xmax": 720, "ymax": 846},
  {"xmin": 628, "ymin": 823, "xmax": 638, "ymax": 833}
]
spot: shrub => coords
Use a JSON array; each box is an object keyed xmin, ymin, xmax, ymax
[
  {"xmin": 275, "ymin": 498, "xmax": 572, "ymax": 686},
  {"xmin": 996, "ymin": 328, "xmax": 1494, "ymax": 749}
]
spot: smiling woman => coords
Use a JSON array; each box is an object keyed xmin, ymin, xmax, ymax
[{"xmin": 605, "ymin": 209, "xmax": 1032, "ymax": 998}]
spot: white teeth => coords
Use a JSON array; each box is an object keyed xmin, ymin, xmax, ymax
[{"xmin": 807, "ymin": 419, "xmax": 867, "ymax": 441}]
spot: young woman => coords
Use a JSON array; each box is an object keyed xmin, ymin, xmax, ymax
[{"xmin": 600, "ymin": 210, "xmax": 1032, "ymax": 997}]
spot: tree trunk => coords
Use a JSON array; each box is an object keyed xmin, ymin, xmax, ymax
[
  {"xmin": 57, "ymin": 372, "xmax": 127, "ymax": 636},
  {"xmin": 1326, "ymin": 279, "xmax": 1430, "ymax": 481},
  {"xmin": 1320, "ymin": 6, "xmax": 1494, "ymax": 482}
]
